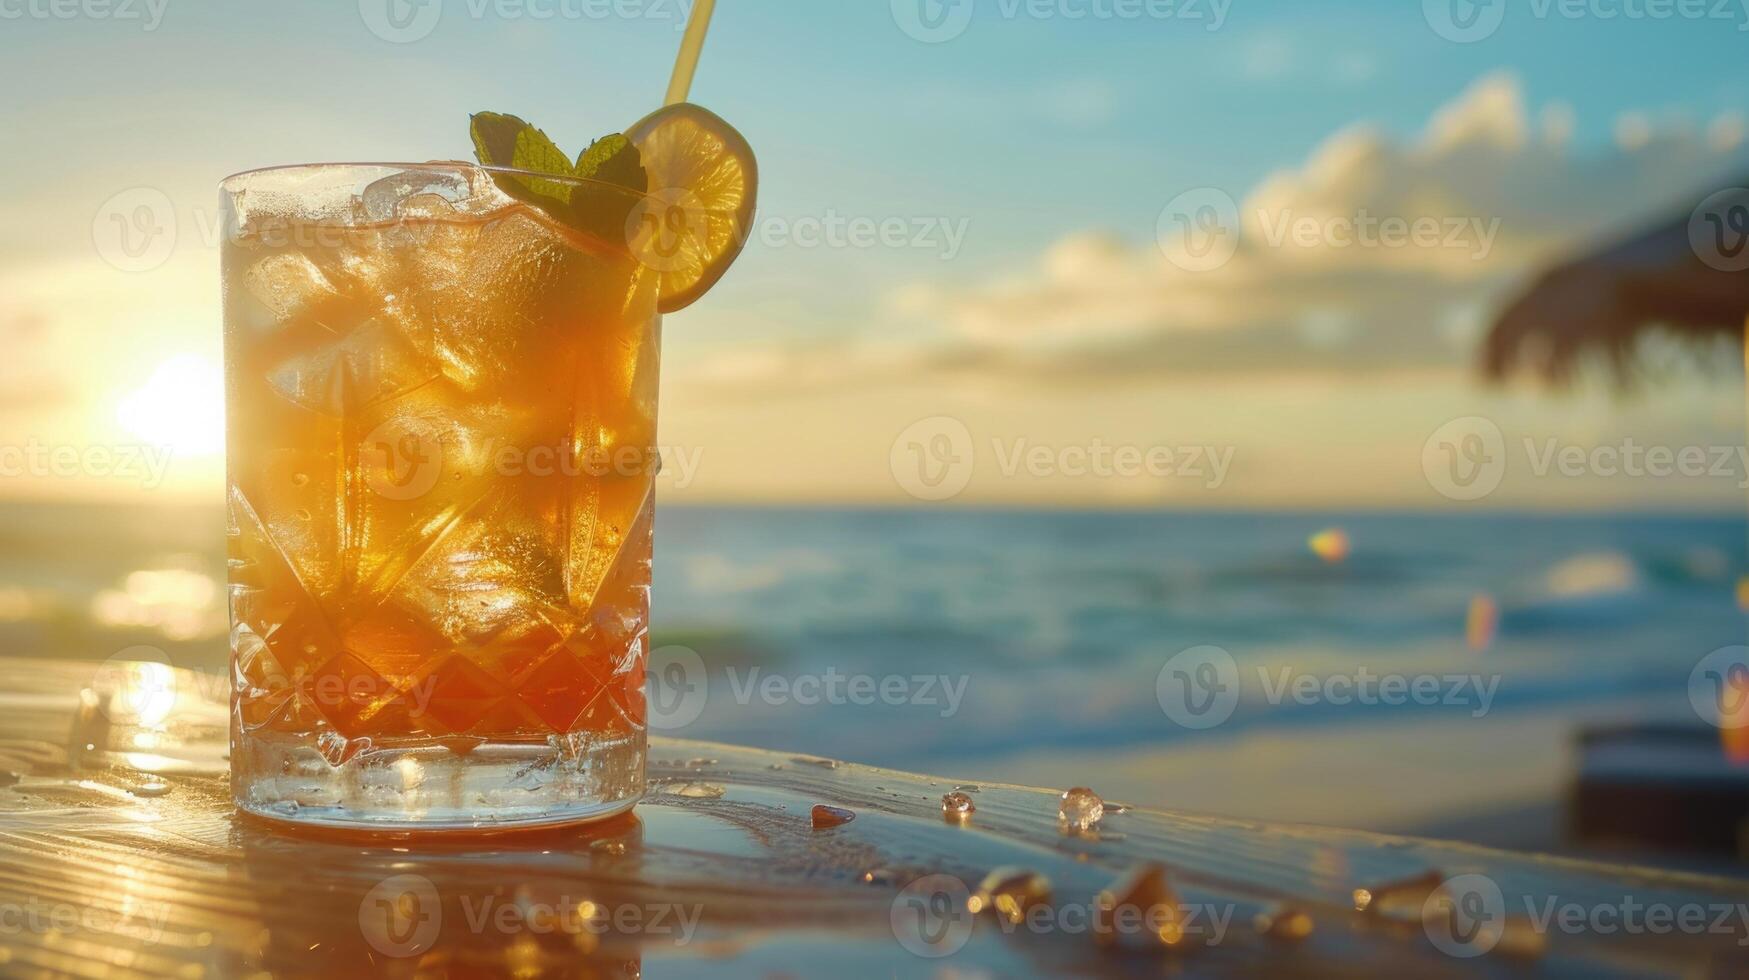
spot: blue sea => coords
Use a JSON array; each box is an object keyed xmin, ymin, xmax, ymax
[{"xmin": 3, "ymin": 502, "xmax": 1744, "ymax": 853}]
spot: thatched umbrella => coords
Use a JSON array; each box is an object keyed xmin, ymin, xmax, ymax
[
  {"xmin": 1484, "ymin": 185, "xmax": 1749, "ymax": 843},
  {"xmin": 1482, "ymin": 183, "xmax": 1749, "ymax": 385}
]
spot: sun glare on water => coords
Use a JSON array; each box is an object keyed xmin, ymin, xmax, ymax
[{"xmin": 117, "ymin": 354, "xmax": 224, "ymax": 457}]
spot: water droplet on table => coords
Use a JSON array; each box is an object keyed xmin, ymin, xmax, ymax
[
  {"xmin": 1058, "ymin": 786, "xmax": 1104, "ymax": 833},
  {"xmin": 942, "ymin": 791, "xmax": 975, "ymax": 822}
]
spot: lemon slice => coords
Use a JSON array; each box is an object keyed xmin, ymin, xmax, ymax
[{"xmin": 623, "ymin": 103, "xmax": 757, "ymax": 313}]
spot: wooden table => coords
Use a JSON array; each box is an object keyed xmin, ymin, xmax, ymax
[{"xmin": 0, "ymin": 657, "xmax": 1744, "ymax": 978}]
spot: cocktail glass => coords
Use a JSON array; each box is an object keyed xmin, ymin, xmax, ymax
[{"xmin": 223, "ymin": 165, "xmax": 663, "ymax": 829}]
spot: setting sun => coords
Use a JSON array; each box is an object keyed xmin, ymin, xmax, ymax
[{"xmin": 117, "ymin": 353, "xmax": 224, "ymax": 459}]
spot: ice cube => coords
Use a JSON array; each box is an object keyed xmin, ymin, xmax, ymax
[
  {"xmin": 423, "ymin": 209, "xmax": 631, "ymax": 393},
  {"xmin": 397, "ymin": 193, "xmax": 459, "ymax": 221},
  {"xmin": 265, "ymin": 317, "xmax": 440, "ymax": 416},
  {"xmin": 431, "ymin": 211, "xmax": 569, "ymax": 390},
  {"xmin": 239, "ymin": 252, "xmax": 352, "ymax": 327},
  {"xmin": 375, "ymin": 483, "xmax": 575, "ymax": 670},
  {"xmin": 307, "ymin": 244, "xmax": 403, "ymax": 312},
  {"xmin": 357, "ymin": 168, "xmax": 473, "ymax": 224},
  {"xmin": 418, "ymin": 500, "xmax": 565, "ymax": 638},
  {"xmin": 345, "ymin": 378, "xmax": 548, "ymax": 600}
]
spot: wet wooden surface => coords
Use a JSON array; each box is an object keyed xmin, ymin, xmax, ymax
[{"xmin": 0, "ymin": 657, "xmax": 1745, "ymax": 978}]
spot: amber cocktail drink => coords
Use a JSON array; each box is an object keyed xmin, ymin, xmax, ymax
[{"xmin": 225, "ymin": 165, "xmax": 663, "ymax": 828}]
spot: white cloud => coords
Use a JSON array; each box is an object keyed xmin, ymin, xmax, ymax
[{"xmin": 693, "ymin": 73, "xmax": 1746, "ymax": 394}]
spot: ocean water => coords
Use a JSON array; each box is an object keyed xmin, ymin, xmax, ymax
[
  {"xmin": 3, "ymin": 501, "xmax": 1743, "ymax": 845},
  {"xmin": 655, "ymin": 508, "xmax": 1744, "ymax": 753}
]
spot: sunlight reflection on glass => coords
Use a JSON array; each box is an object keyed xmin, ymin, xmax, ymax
[{"xmin": 396, "ymin": 757, "xmax": 424, "ymax": 791}]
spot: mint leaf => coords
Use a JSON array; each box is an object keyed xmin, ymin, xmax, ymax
[
  {"xmin": 513, "ymin": 126, "xmax": 578, "ymax": 203},
  {"xmin": 571, "ymin": 135, "xmax": 647, "ymax": 243},
  {"xmin": 575, "ymin": 135, "xmax": 647, "ymax": 194},
  {"xmin": 470, "ymin": 111, "xmax": 573, "ymax": 218},
  {"xmin": 470, "ymin": 112, "xmax": 649, "ymax": 244},
  {"xmin": 470, "ymin": 112, "xmax": 535, "ymax": 171}
]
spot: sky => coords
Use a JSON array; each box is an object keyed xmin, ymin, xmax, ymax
[{"xmin": 1, "ymin": 0, "xmax": 1746, "ymax": 508}]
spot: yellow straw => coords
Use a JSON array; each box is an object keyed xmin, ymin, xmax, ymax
[{"xmin": 665, "ymin": 0, "xmax": 717, "ymax": 106}]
